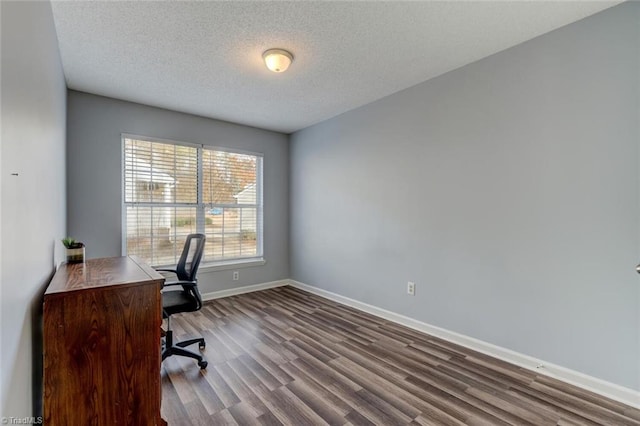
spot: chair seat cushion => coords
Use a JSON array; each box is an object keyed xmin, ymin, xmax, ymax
[{"xmin": 162, "ymin": 290, "xmax": 199, "ymax": 316}]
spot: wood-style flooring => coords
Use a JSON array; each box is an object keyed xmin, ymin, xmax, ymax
[{"xmin": 161, "ymin": 286, "xmax": 639, "ymax": 425}]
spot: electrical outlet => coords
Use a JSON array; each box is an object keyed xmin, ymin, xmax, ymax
[
  {"xmin": 407, "ymin": 281, "xmax": 415, "ymax": 296},
  {"xmin": 233, "ymin": 271, "xmax": 239, "ymax": 281}
]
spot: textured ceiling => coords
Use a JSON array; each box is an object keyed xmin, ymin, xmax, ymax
[{"xmin": 51, "ymin": 1, "xmax": 619, "ymax": 134}]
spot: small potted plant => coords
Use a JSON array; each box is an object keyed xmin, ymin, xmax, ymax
[{"xmin": 62, "ymin": 237, "xmax": 85, "ymax": 264}]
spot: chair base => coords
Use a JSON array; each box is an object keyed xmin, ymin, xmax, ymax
[{"xmin": 162, "ymin": 330, "xmax": 208, "ymax": 369}]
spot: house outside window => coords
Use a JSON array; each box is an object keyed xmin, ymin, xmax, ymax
[{"xmin": 122, "ymin": 135, "xmax": 263, "ymax": 267}]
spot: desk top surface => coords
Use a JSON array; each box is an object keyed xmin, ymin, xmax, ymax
[{"xmin": 46, "ymin": 255, "xmax": 164, "ymax": 295}]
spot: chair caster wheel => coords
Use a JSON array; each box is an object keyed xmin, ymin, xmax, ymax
[
  {"xmin": 199, "ymin": 341, "xmax": 206, "ymax": 350},
  {"xmin": 198, "ymin": 360, "xmax": 208, "ymax": 369}
]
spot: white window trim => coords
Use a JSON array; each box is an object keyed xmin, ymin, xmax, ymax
[
  {"xmin": 121, "ymin": 133, "xmax": 265, "ymax": 268},
  {"xmin": 198, "ymin": 258, "xmax": 266, "ymax": 272},
  {"xmin": 154, "ymin": 258, "xmax": 266, "ymax": 275}
]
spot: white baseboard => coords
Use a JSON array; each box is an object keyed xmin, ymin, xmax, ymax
[
  {"xmin": 288, "ymin": 279, "xmax": 640, "ymax": 409},
  {"xmin": 201, "ymin": 279, "xmax": 288, "ymax": 301}
]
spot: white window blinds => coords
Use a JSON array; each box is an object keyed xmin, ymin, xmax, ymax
[{"xmin": 123, "ymin": 136, "xmax": 263, "ymax": 267}]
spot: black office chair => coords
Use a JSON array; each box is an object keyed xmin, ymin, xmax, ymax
[{"xmin": 156, "ymin": 233, "xmax": 208, "ymax": 369}]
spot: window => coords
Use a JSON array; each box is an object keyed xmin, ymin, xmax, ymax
[{"xmin": 123, "ymin": 135, "xmax": 263, "ymax": 267}]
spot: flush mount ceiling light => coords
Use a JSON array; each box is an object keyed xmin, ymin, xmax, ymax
[{"xmin": 263, "ymin": 49, "xmax": 294, "ymax": 73}]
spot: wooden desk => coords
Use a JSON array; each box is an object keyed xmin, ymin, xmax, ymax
[{"xmin": 43, "ymin": 256, "xmax": 166, "ymax": 425}]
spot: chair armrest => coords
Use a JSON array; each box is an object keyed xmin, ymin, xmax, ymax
[
  {"xmin": 155, "ymin": 268, "xmax": 178, "ymax": 274},
  {"xmin": 163, "ymin": 280, "xmax": 197, "ymax": 288}
]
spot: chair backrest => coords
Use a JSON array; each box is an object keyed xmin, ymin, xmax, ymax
[{"xmin": 175, "ymin": 233, "xmax": 206, "ymax": 282}]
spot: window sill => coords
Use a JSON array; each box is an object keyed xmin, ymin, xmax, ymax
[
  {"xmin": 153, "ymin": 258, "xmax": 265, "ymax": 276},
  {"xmin": 199, "ymin": 258, "xmax": 266, "ymax": 273}
]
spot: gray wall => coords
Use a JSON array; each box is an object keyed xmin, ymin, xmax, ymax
[
  {"xmin": 1, "ymin": 1, "xmax": 67, "ymax": 417},
  {"xmin": 67, "ymin": 91, "xmax": 289, "ymax": 293},
  {"xmin": 290, "ymin": 3, "xmax": 640, "ymax": 390}
]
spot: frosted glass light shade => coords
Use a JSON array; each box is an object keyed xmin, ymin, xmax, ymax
[{"xmin": 263, "ymin": 49, "xmax": 293, "ymax": 73}]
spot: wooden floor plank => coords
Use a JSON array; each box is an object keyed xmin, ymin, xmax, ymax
[
  {"xmin": 200, "ymin": 367, "xmax": 241, "ymax": 409},
  {"xmin": 345, "ymin": 410, "xmax": 376, "ymax": 426},
  {"xmin": 227, "ymin": 401, "xmax": 262, "ymax": 425},
  {"xmin": 327, "ymin": 356, "xmax": 422, "ymax": 419},
  {"xmin": 214, "ymin": 362, "xmax": 269, "ymax": 417},
  {"xmin": 279, "ymin": 361, "xmax": 355, "ymax": 417},
  {"xmin": 507, "ymin": 386, "xmax": 603, "ymax": 426},
  {"xmin": 181, "ymin": 367, "xmax": 226, "ymax": 415},
  {"xmin": 162, "ymin": 287, "xmax": 640, "ymax": 426},
  {"xmin": 286, "ymin": 379, "xmax": 349, "ymax": 425},
  {"xmin": 209, "ymin": 409, "xmax": 238, "ymax": 425},
  {"xmin": 238, "ymin": 353, "xmax": 286, "ymax": 391},
  {"xmin": 160, "ymin": 372, "xmax": 194, "ymax": 425}
]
